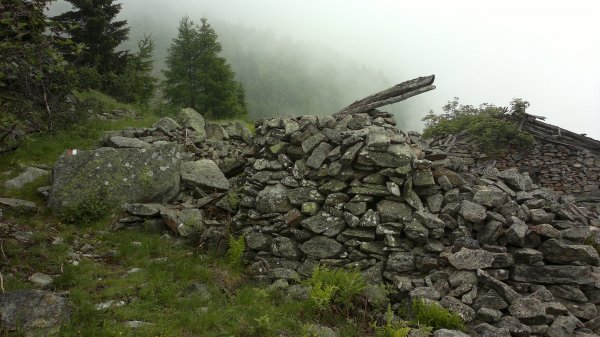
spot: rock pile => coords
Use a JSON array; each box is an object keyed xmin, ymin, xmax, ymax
[{"xmin": 234, "ymin": 108, "xmax": 600, "ymax": 336}]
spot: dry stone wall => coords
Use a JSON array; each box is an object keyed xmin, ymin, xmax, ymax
[
  {"xmin": 235, "ymin": 108, "xmax": 600, "ymax": 336},
  {"xmin": 428, "ymin": 136, "xmax": 600, "ymax": 197}
]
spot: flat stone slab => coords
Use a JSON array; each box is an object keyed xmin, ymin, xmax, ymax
[
  {"xmin": 48, "ymin": 144, "xmax": 181, "ymax": 212},
  {"xmin": 4, "ymin": 167, "xmax": 49, "ymax": 189},
  {"xmin": 180, "ymin": 159, "xmax": 230, "ymax": 192},
  {"xmin": 0, "ymin": 198, "xmax": 37, "ymax": 211}
]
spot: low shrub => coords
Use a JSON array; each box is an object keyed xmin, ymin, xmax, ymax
[
  {"xmin": 58, "ymin": 197, "xmax": 111, "ymax": 226},
  {"xmin": 305, "ymin": 265, "xmax": 366, "ymax": 315},
  {"xmin": 410, "ymin": 298, "xmax": 465, "ymax": 331},
  {"xmin": 226, "ymin": 235, "xmax": 246, "ymax": 269}
]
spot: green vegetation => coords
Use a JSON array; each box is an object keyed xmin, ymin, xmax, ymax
[
  {"xmin": 422, "ymin": 97, "xmax": 533, "ymax": 152},
  {"xmin": 410, "ymin": 298, "xmax": 465, "ymax": 331},
  {"xmin": 305, "ymin": 265, "xmax": 367, "ymax": 315},
  {"xmin": 226, "ymin": 234, "xmax": 246, "ymax": 269},
  {"xmin": 58, "ymin": 196, "xmax": 111, "ymax": 226},
  {"xmin": 163, "ymin": 17, "xmax": 247, "ymax": 120}
]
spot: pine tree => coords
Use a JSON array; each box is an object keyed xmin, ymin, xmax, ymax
[
  {"xmin": 163, "ymin": 17, "xmax": 247, "ymax": 119},
  {"xmin": 53, "ymin": 0, "xmax": 129, "ymax": 74}
]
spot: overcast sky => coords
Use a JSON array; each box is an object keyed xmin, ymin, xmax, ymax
[{"xmin": 114, "ymin": 0, "xmax": 600, "ymax": 138}]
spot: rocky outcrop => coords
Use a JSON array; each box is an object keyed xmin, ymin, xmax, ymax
[
  {"xmin": 48, "ymin": 143, "xmax": 182, "ymax": 212},
  {"xmin": 0, "ymin": 289, "xmax": 70, "ymax": 336},
  {"xmin": 232, "ymin": 106, "xmax": 600, "ymax": 336}
]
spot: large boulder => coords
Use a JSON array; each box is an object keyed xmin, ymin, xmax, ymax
[
  {"xmin": 180, "ymin": 159, "xmax": 230, "ymax": 192},
  {"xmin": 177, "ymin": 108, "xmax": 206, "ymax": 141},
  {"xmin": 0, "ymin": 289, "xmax": 70, "ymax": 336},
  {"xmin": 48, "ymin": 143, "xmax": 181, "ymax": 212}
]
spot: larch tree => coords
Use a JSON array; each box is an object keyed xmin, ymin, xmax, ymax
[{"xmin": 163, "ymin": 16, "xmax": 247, "ymax": 119}]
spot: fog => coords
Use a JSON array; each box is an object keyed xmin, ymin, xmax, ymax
[{"xmin": 55, "ymin": 0, "xmax": 600, "ymax": 138}]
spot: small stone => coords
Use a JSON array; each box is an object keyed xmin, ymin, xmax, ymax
[{"xmin": 29, "ymin": 272, "xmax": 53, "ymax": 288}]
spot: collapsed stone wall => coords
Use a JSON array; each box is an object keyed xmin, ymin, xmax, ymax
[
  {"xmin": 234, "ymin": 108, "xmax": 600, "ymax": 336},
  {"xmin": 428, "ymin": 135, "xmax": 600, "ymax": 197}
]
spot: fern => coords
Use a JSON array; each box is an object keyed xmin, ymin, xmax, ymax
[{"xmin": 226, "ymin": 234, "xmax": 245, "ymax": 268}]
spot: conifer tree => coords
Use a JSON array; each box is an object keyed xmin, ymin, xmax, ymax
[
  {"xmin": 163, "ymin": 17, "xmax": 247, "ymax": 119},
  {"xmin": 53, "ymin": 0, "xmax": 129, "ymax": 74}
]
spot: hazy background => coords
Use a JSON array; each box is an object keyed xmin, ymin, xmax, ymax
[{"xmin": 52, "ymin": 0, "xmax": 600, "ymax": 138}]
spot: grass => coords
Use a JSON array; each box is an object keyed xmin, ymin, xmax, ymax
[{"xmin": 0, "ymin": 91, "xmax": 460, "ymax": 336}]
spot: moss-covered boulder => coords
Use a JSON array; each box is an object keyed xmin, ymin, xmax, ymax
[{"xmin": 48, "ymin": 143, "xmax": 182, "ymax": 213}]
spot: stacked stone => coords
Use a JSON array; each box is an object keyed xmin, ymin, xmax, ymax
[
  {"xmin": 102, "ymin": 108, "xmax": 253, "ymax": 171},
  {"xmin": 428, "ymin": 135, "xmax": 600, "ymax": 196},
  {"xmin": 235, "ymin": 110, "xmax": 600, "ymax": 336}
]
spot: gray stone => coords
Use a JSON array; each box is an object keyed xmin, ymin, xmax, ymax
[
  {"xmin": 176, "ymin": 208, "xmax": 204, "ymax": 237},
  {"xmin": 245, "ymin": 232, "xmax": 272, "ymax": 251},
  {"xmin": 410, "ymin": 287, "xmax": 441, "ymax": 300},
  {"xmin": 271, "ymin": 236, "xmax": 302, "ymax": 260},
  {"xmin": 205, "ymin": 123, "xmax": 229, "ymax": 141},
  {"xmin": 426, "ymin": 193, "xmax": 444, "ymax": 213},
  {"xmin": 546, "ymin": 315, "xmax": 579, "ymax": 337},
  {"xmin": 181, "ymin": 159, "xmax": 229, "ymax": 192},
  {"xmin": 29, "ymin": 272, "xmax": 53, "ymax": 288},
  {"xmin": 49, "ymin": 144, "xmax": 181, "ymax": 212},
  {"xmin": 0, "ymin": 198, "xmax": 37, "ymax": 212},
  {"xmin": 107, "ymin": 136, "xmax": 151, "ymax": 149},
  {"xmin": 496, "ymin": 316, "xmax": 531, "ymax": 337},
  {"xmin": 306, "ymin": 142, "xmax": 333, "ymax": 169},
  {"xmin": 448, "ymin": 248, "xmax": 494, "ymax": 270},
  {"xmin": 222, "ymin": 121, "xmax": 253, "ymax": 144},
  {"xmin": 477, "ymin": 269, "xmax": 521, "ymax": 303},
  {"xmin": 512, "ymin": 265, "xmax": 592, "ymax": 285},
  {"xmin": 300, "ymin": 212, "xmax": 345, "ymax": 236},
  {"xmin": 474, "ymin": 323, "xmax": 511, "ymax": 337},
  {"xmin": 440, "ymin": 296, "xmax": 476, "ymax": 322},
  {"xmin": 460, "ymin": 200, "xmax": 487, "ymax": 223},
  {"xmin": 4, "ymin": 167, "xmax": 49, "ymax": 189},
  {"xmin": 473, "ymin": 188, "xmax": 507, "ymax": 207},
  {"xmin": 359, "ymin": 209, "xmax": 379, "ymax": 227},
  {"xmin": 340, "ymin": 142, "xmax": 364, "ymax": 165},
  {"xmin": 498, "ymin": 168, "xmax": 533, "ymax": 191},
  {"xmin": 473, "ymin": 290, "xmax": 509, "ymax": 311},
  {"xmin": 0, "ymin": 289, "xmax": 70, "ymax": 337},
  {"xmin": 287, "ymin": 187, "xmax": 325, "ymax": 205},
  {"xmin": 530, "ymin": 208, "xmax": 555, "ymax": 224},
  {"xmin": 548, "ymin": 285, "xmax": 588, "ymax": 303},
  {"xmin": 365, "ymin": 130, "xmax": 390, "ymax": 150},
  {"xmin": 256, "ymin": 184, "xmax": 292, "ymax": 214},
  {"xmin": 414, "ymin": 211, "xmax": 445, "ymax": 229},
  {"xmin": 122, "ymin": 203, "xmax": 163, "ymax": 216},
  {"xmin": 477, "ymin": 307, "xmax": 503, "ymax": 323},
  {"xmin": 508, "ymin": 297, "xmax": 546, "ymax": 324},
  {"xmin": 386, "ymin": 251, "xmax": 415, "ymax": 272},
  {"xmin": 377, "ymin": 200, "xmax": 412, "ymax": 222},
  {"xmin": 403, "ymin": 219, "xmax": 429, "ymax": 242},
  {"xmin": 433, "ymin": 329, "xmax": 470, "ymax": 337},
  {"xmin": 302, "ymin": 133, "xmax": 327, "ymax": 154},
  {"xmin": 505, "ymin": 217, "xmax": 529, "ymax": 247},
  {"xmin": 301, "ymin": 236, "xmax": 344, "ymax": 259},
  {"xmin": 413, "ymin": 169, "xmax": 435, "ymax": 187},
  {"xmin": 356, "ymin": 144, "xmax": 413, "ymax": 168},
  {"xmin": 152, "ymin": 117, "xmax": 181, "ymax": 131},
  {"xmin": 538, "ymin": 239, "xmax": 599, "ymax": 266},
  {"xmin": 177, "ymin": 107, "xmax": 206, "ymax": 141}
]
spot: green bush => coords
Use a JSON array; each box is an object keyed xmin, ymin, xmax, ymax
[
  {"xmin": 59, "ymin": 197, "xmax": 111, "ymax": 226},
  {"xmin": 422, "ymin": 97, "xmax": 533, "ymax": 153},
  {"xmin": 305, "ymin": 265, "xmax": 366, "ymax": 314},
  {"xmin": 410, "ymin": 298, "xmax": 465, "ymax": 331},
  {"xmin": 374, "ymin": 306, "xmax": 411, "ymax": 337}
]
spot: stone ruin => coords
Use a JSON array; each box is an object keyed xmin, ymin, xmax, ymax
[{"xmin": 41, "ymin": 76, "xmax": 600, "ymax": 336}]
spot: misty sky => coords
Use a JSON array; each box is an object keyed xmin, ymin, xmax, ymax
[{"xmin": 107, "ymin": 1, "xmax": 600, "ymax": 138}]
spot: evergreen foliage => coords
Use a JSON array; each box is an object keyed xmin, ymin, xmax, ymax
[
  {"xmin": 422, "ymin": 97, "xmax": 533, "ymax": 152},
  {"xmin": 105, "ymin": 34, "xmax": 158, "ymax": 103},
  {"xmin": 53, "ymin": 0, "xmax": 130, "ymax": 75},
  {"xmin": 305, "ymin": 265, "xmax": 366, "ymax": 315},
  {"xmin": 163, "ymin": 17, "xmax": 247, "ymax": 119},
  {"xmin": 0, "ymin": 0, "xmax": 83, "ymax": 146}
]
